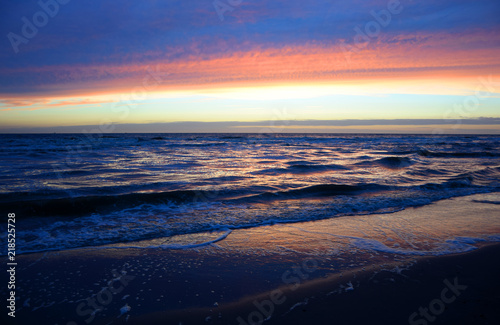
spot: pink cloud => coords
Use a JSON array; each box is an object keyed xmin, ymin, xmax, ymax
[
  {"xmin": 1, "ymin": 29, "xmax": 499, "ymax": 100},
  {"xmin": 0, "ymin": 98, "xmax": 111, "ymax": 111}
]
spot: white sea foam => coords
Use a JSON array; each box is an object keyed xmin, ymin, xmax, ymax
[{"xmin": 350, "ymin": 236, "xmax": 494, "ymax": 256}]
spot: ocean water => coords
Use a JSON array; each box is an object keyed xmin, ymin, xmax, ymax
[{"xmin": 1, "ymin": 133, "xmax": 499, "ymax": 254}]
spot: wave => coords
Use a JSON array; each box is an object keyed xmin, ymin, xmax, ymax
[
  {"xmin": 354, "ymin": 156, "xmax": 413, "ymax": 169},
  {"xmin": 0, "ymin": 189, "xmax": 217, "ymax": 217},
  {"xmin": 8, "ymin": 187, "xmax": 499, "ymax": 255},
  {"xmin": 219, "ymin": 136, "xmax": 245, "ymax": 139},
  {"xmin": 4, "ymin": 166, "xmax": 499, "ymax": 219},
  {"xmin": 375, "ymin": 157, "xmax": 413, "ymax": 169},
  {"xmin": 406, "ymin": 167, "xmax": 450, "ymax": 177},
  {"xmin": 371, "ymin": 149, "xmax": 500, "ymax": 159},
  {"xmin": 100, "ymin": 229, "xmax": 232, "ymax": 251},
  {"xmin": 5, "ymin": 183, "xmax": 499, "ymax": 255},
  {"xmin": 239, "ymin": 183, "xmax": 389, "ymax": 202},
  {"xmin": 417, "ymin": 149, "xmax": 500, "ymax": 158},
  {"xmin": 166, "ymin": 142, "xmax": 228, "ymax": 147},
  {"xmin": 3, "ymin": 184, "xmax": 378, "ymax": 218},
  {"xmin": 251, "ymin": 164, "xmax": 350, "ymax": 175}
]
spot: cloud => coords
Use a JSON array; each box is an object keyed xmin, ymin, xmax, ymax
[
  {"xmin": 2, "ymin": 118, "xmax": 500, "ymax": 133},
  {"xmin": 1, "ymin": 29, "xmax": 499, "ymax": 99},
  {"xmin": 0, "ymin": 97, "xmax": 112, "ymax": 111}
]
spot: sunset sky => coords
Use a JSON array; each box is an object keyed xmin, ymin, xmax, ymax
[{"xmin": 1, "ymin": 0, "xmax": 499, "ymax": 133}]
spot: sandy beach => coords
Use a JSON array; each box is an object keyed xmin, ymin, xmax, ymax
[{"xmin": 8, "ymin": 192, "xmax": 500, "ymax": 325}]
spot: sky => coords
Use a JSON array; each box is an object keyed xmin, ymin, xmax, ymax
[{"xmin": 0, "ymin": 0, "xmax": 499, "ymax": 133}]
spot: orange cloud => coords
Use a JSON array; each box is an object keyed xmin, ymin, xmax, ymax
[
  {"xmin": 1, "ymin": 30, "xmax": 499, "ymax": 102},
  {"xmin": 0, "ymin": 97, "xmax": 112, "ymax": 111}
]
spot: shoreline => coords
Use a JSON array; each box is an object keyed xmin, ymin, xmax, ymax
[{"xmin": 8, "ymin": 193, "xmax": 500, "ymax": 325}]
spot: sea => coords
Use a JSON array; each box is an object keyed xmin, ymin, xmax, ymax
[{"xmin": 1, "ymin": 133, "xmax": 499, "ymax": 255}]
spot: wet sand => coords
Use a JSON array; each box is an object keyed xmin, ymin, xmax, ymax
[{"xmin": 133, "ymin": 243, "xmax": 500, "ymax": 325}]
